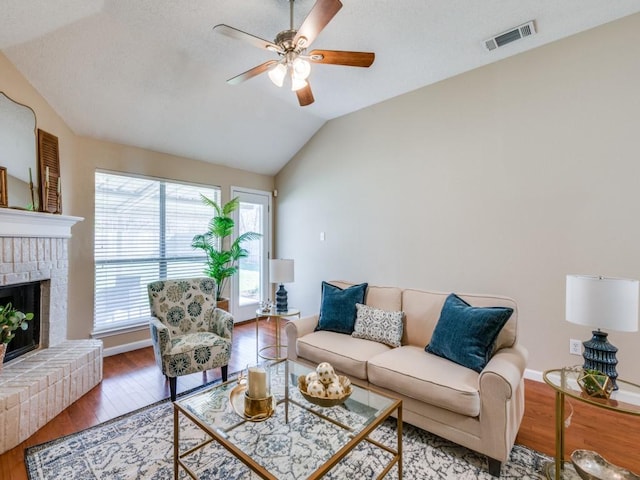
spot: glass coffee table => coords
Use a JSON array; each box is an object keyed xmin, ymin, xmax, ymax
[{"xmin": 173, "ymin": 360, "xmax": 402, "ymax": 479}]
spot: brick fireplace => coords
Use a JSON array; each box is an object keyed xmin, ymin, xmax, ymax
[{"xmin": 0, "ymin": 209, "xmax": 102, "ymax": 454}]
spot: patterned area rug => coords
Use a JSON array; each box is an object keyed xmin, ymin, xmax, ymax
[{"xmin": 26, "ymin": 386, "xmax": 549, "ymax": 480}]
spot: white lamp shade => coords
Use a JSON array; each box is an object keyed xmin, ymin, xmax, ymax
[
  {"xmin": 566, "ymin": 274, "xmax": 639, "ymax": 332},
  {"xmin": 292, "ymin": 57, "xmax": 311, "ymax": 80},
  {"xmin": 268, "ymin": 63, "xmax": 286, "ymax": 87},
  {"xmin": 269, "ymin": 259, "xmax": 294, "ymax": 284}
]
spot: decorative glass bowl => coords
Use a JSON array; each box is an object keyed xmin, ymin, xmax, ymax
[{"xmin": 571, "ymin": 450, "xmax": 640, "ymax": 480}]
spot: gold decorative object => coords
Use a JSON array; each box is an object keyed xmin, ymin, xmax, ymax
[
  {"xmin": 229, "ymin": 383, "xmax": 274, "ymax": 422},
  {"xmin": 571, "ymin": 449, "xmax": 640, "ymax": 480},
  {"xmin": 244, "ymin": 391, "xmax": 274, "ymax": 418},
  {"xmin": 577, "ymin": 369, "xmax": 614, "ymax": 399}
]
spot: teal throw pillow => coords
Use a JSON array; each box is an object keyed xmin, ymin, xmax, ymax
[
  {"xmin": 425, "ymin": 293, "xmax": 513, "ymax": 373},
  {"xmin": 316, "ymin": 282, "xmax": 368, "ymax": 334}
]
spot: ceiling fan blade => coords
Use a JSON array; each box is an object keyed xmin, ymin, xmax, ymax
[
  {"xmin": 214, "ymin": 24, "xmax": 283, "ymax": 53},
  {"xmin": 308, "ymin": 49, "xmax": 375, "ymax": 67},
  {"xmin": 296, "ymin": 83, "xmax": 315, "ymax": 106},
  {"xmin": 227, "ymin": 60, "xmax": 278, "ymax": 85},
  {"xmin": 293, "ymin": 0, "xmax": 343, "ymax": 49}
]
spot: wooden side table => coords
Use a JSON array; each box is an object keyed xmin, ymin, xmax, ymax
[
  {"xmin": 542, "ymin": 367, "xmax": 640, "ymax": 479},
  {"xmin": 255, "ymin": 308, "xmax": 300, "ymax": 362}
]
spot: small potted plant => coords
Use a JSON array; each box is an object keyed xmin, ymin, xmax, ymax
[{"xmin": 0, "ymin": 303, "xmax": 34, "ymax": 370}]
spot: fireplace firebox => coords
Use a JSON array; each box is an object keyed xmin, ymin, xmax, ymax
[{"xmin": 0, "ymin": 281, "xmax": 41, "ymax": 363}]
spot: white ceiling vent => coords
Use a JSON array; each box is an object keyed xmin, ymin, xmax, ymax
[{"xmin": 484, "ymin": 21, "xmax": 536, "ymax": 51}]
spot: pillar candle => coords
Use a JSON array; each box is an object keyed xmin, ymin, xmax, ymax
[{"xmin": 248, "ymin": 366, "xmax": 267, "ymax": 399}]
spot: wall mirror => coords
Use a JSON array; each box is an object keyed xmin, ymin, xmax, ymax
[{"xmin": 0, "ymin": 92, "xmax": 38, "ymax": 210}]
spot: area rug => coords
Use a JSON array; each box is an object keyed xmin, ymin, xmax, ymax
[{"xmin": 26, "ymin": 388, "xmax": 549, "ymax": 480}]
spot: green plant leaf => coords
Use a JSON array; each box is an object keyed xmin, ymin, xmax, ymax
[{"xmin": 191, "ymin": 195, "xmax": 262, "ymax": 301}]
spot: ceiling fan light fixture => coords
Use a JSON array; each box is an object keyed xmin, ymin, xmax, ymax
[
  {"xmin": 291, "ymin": 76, "xmax": 308, "ymax": 92},
  {"xmin": 268, "ymin": 63, "xmax": 287, "ymax": 87},
  {"xmin": 292, "ymin": 57, "xmax": 311, "ymax": 80}
]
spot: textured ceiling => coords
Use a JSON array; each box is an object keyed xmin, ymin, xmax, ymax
[{"xmin": 2, "ymin": 1, "xmax": 640, "ymax": 175}]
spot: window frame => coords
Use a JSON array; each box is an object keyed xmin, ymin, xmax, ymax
[{"xmin": 92, "ymin": 169, "xmax": 221, "ymax": 335}]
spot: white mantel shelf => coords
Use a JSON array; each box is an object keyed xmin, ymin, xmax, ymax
[{"xmin": 0, "ymin": 208, "xmax": 83, "ymax": 238}]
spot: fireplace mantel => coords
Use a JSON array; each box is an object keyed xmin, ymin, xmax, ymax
[{"xmin": 0, "ymin": 208, "xmax": 83, "ymax": 238}]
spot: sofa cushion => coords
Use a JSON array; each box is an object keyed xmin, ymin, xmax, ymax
[
  {"xmin": 296, "ymin": 330, "xmax": 390, "ymax": 380},
  {"xmin": 352, "ymin": 303, "xmax": 404, "ymax": 347},
  {"xmin": 425, "ymin": 293, "xmax": 513, "ymax": 373},
  {"xmin": 316, "ymin": 282, "xmax": 367, "ymax": 334},
  {"xmin": 368, "ymin": 345, "xmax": 481, "ymax": 417},
  {"xmin": 330, "ymin": 281, "xmax": 403, "ymax": 312},
  {"xmin": 401, "ymin": 289, "xmax": 518, "ymax": 350}
]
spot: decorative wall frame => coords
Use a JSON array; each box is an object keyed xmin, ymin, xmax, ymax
[
  {"xmin": 0, "ymin": 166, "xmax": 7, "ymax": 207},
  {"xmin": 37, "ymin": 128, "xmax": 61, "ymax": 214}
]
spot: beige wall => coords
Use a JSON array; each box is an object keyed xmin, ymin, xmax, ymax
[
  {"xmin": 1, "ymin": 52, "xmax": 274, "ymax": 351},
  {"xmin": 275, "ymin": 14, "xmax": 640, "ymax": 382}
]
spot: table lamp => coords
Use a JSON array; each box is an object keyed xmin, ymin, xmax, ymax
[
  {"xmin": 270, "ymin": 259, "xmax": 294, "ymax": 313},
  {"xmin": 566, "ymin": 274, "xmax": 639, "ymax": 390}
]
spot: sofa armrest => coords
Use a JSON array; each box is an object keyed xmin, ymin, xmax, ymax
[
  {"xmin": 477, "ymin": 343, "xmax": 528, "ymax": 463},
  {"xmin": 479, "ymin": 344, "xmax": 528, "ymax": 399},
  {"xmin": 209, "ymin": 308, "xmax": 234, "ymax": 340},
  {"xmin": 285, "ymin": 314, "xmax": 319, "ymax": 360}
]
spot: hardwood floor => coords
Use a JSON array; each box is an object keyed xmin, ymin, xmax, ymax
[{"xmin": 2, "ymin": 318, "xmax": 639, "ymax": 478}]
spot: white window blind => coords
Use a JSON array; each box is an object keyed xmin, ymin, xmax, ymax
[{"xmin": 94, "ymin": 171, "xmax": 220, "ymax": 333}]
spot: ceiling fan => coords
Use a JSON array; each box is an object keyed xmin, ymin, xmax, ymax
[{"xmin": 213, "ymin": 0, "xmax": 375, "ymax": 106}]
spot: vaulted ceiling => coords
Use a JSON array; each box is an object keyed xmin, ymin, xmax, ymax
[{"xmin": 3, "ymin": 1, "xmax": 639, "ymax": 175}]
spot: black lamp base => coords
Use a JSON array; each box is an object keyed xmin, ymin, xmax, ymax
[
  {"xmin": 275, "ymin": 284, "xmax": 288, "ymax": 313},
  {"xmin": 582, "ymin": 329, "xmax": 619, "ymax": 390}
]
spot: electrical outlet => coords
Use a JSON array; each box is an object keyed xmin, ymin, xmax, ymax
[{"xmin": 569, "ymin": 339, "xmax": 582, "ymax": 356}]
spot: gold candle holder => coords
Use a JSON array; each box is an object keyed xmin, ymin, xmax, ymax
[
  {"xmin": 244, "ymin": 392, "xmax": 273, "ymax": 418},
  {"xmin": 243, "ymin": 363, "xmax": 273, "ymax": 420}
]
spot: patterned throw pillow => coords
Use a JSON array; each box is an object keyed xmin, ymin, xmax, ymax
[{"xmin": 351, "ymin": 303, "xmax": 404, "ymax": 347}]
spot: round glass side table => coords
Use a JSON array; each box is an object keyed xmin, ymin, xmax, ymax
[
  {"xmin": 542, "ymin": 366, "xmax": 640, "ymax": 479},
  {"xmin": 255, "ymin": 308, "xmax": 301, "ymax": 362}
]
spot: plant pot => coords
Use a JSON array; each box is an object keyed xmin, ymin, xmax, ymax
[{"xmin": 216, "ymin": 298, "xmax": 229, "ymax": 312}]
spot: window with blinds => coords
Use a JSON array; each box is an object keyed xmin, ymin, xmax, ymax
[{"xmin": 94, "ymin": 171, "xmax": 220, "ymax": 333}]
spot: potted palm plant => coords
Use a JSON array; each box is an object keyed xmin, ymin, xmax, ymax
[
  {"xmin": 0, "ymin": 303, "xmax": 34, "ymax": 370},
  {"xmin": 191, "ymin": 195, "xmax": 261, "ymax": 310}
]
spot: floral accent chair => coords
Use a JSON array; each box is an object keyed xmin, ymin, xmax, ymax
[{"xmin": 147, "ymin": 278, "xmax": 233, "ymax": 400}]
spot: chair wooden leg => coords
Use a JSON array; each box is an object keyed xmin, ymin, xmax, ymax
[
  {"xmin": 487, "ymin": 457, "xmax": 501, "ymax": 477},
  {"xmin": 169, "ymin": 377, "xmax": 177, "ymax": 401},
  {"xmin": 221, "ymin": 365, "xmax": 228, "ymax": 382}
]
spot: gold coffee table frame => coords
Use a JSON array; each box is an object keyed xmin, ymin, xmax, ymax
[
  {"xmin": 543, "ymin": 367, "xmax": 640, "ymax": 480},
  {"xmin": 255, "ymin": 308, "xmax": 300, "ymax": 361},
  {"xmin": 173, "ymin": 360, "xmax": 402, "ymax": 480}
]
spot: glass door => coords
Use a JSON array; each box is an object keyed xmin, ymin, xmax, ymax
[{"xmin": 230, "ymin": 187, "xmax": 272, "ymax": 322}]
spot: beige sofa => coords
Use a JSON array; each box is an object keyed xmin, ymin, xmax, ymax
[{"xmin": 285, "ymin": 281, "xmax": 527, "ymax": 477}]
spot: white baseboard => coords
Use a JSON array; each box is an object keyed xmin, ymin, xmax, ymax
[
  {"xmin": 524, "ymin": 368, "xmax": 543, "ymax": 382},
  {"xmin": 103, "ymin": 338, "xmax": 152, "ymax": 357}
]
